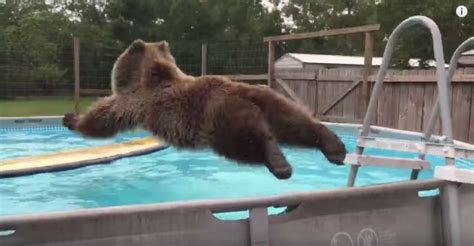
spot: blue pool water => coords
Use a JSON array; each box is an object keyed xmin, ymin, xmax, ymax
[
  {"xmin": 0, "ymin": 126, "xmax": 472, "ymax": 217},
  {"xmin": 0, "ymin": 127, "xmax": 149, "ymax": 160}
]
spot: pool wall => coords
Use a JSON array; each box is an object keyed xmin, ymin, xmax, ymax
[
  {"xmin": 325, "ymin": 122, "xmax": 473, "ymax": 148},
  {"xmin": 0, "ymin": 179, "xmax": 472, "ymax": 245},
  {"xmin": 0, "ymin": 116, "xmax": 62, "ymax": 129}
]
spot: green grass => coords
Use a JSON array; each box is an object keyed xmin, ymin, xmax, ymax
[{"xmin": 0, "ymin": 97, "xmax": 97, "ymax": 117}]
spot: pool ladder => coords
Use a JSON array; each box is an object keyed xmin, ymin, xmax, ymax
[{"xmin": 343, "ymin": 16, "xmax": 474, "ymax": 246}]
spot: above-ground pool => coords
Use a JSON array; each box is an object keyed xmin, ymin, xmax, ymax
[{"xmin": 0, "ymin": 124, "xmax": 472, "ymax": 218}]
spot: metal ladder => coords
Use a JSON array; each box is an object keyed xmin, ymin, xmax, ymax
[{"xmin": 343, "ymin": 16, "xmax": 474, "ymax": 246}]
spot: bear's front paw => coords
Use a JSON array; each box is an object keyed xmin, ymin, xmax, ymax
[
  {"xmin": 63, "ymin": 113, "xmax": 78, "ymax": 130},
  {"xmin": 321, "ymin": 140, "xmax": 347, "ymax": 165}
]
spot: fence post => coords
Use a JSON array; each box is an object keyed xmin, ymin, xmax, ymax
[
  {"xmin": 73, "ymin": 37, "xmax": 80, "ymax": 115},
  {"xmin": 201, "ymin": 44, "xmax": 207, "ymax": 76},
  {"xmin": 267, "ymin": 41, "xmax": 275, "ymax": 87},
  {"xmin": 360, "ymin": 31, "xmax": 374, "ymax": 119}
]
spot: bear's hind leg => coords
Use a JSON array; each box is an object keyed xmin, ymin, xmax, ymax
[
  {"xmin": 263, "ymin": 137, "xmax": 293, "ymax": 179},
  {"xmin": 210, "ymin": 97, "xmax": 292, "ymax": 179}
]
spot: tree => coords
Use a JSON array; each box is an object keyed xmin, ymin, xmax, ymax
[
  {"xmin": 0, "ymin": 4, "xmax": 72, "ymax": 94},
  {"xmin": 283, "ymin": 0, "xmax": 474, "ymax": 68},
  {"xmin": 376, "ymin": 0, "xmax": 474, "ymax": 67},
  {"xmin": 282, "ymin": 0, "xmax": 378, "ymax": 56}
]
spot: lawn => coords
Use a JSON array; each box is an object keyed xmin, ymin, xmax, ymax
[{"xmin": 0, "ymin": 97, "xmax": 97, "ymax": 117}]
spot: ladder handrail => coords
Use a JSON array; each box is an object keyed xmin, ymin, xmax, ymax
[
  {"xmin": 348, "ymin": 16, "xmax": 455, "ymax": 187},
  {"xmin": 424, "ymin": 37, "xmax": 474, "ymax": 142},
  {"xmin": 360, "ymin": 16, "xmax": 453, "ymax": 143}
]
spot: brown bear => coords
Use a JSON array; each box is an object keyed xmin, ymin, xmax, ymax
[{"xmin": 63, "ymin": 39, "xmax": 347, "ymax": 179}]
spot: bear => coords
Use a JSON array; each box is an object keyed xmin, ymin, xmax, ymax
[{"xmin": 63, "ymin": 39, "xmax": 347, "ymax": 179}]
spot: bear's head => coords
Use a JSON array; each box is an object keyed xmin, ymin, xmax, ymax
[{"xmin": 111, "ymin": 39, "xmax": 179, "ymax": 94}]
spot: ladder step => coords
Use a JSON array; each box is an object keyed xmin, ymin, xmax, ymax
[
  {"xmin": 434, "ymin": 166, "xmax": 474, "ymax": 184},
  {"xmin": 358, "ymin": 137, "xmax": 474, "ymax": 159},
  {"xmin": 456, "ymin": 147, "xmax": 474, "ymax": 160},
  {"xmin": 344, "ymin": 154, "xmax": 431, "ymax": 170}
]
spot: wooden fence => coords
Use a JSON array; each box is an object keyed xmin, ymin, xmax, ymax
[{"xmin": 272, "ymin": 67, "xmax": 474, "ymax": 143}]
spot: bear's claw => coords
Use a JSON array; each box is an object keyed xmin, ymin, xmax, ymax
[
  {"xmin": 321, "ymin": 141, "xmax": 347, "ymax": 165},
  {"xmin": 271, "ymin": 166, "xmax": 293, "ymax": 179}
]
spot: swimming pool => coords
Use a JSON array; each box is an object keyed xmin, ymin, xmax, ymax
[{"xmin": 0, "ymin": 125, "xmax": 472, "ymax": 218}]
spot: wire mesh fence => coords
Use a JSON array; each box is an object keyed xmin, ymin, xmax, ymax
[
  {"xmin": 0, "ymin": 46, "xmax": 74, "ymax": 98},
  {"xmin": 207, "ymin": 40, "xmax": 267, "ymax": 75},
  {"xmin": 171, "ymin": 42, "xmax": 202, "ymax": 77},
  {"xmin": 0, "ymin": 39, "xmax": 268, "ymax": 99}
]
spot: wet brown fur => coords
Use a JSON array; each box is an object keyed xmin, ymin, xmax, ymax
[{"xmin": 63, "ymin": 40, "xmax": 347, "ymax": 179}]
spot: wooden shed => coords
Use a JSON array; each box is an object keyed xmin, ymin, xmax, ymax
[{"xmin": 459, "ymin": 49, "xmax": 474, "ymax": 67}]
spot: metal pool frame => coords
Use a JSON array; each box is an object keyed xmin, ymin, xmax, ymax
[{"xmin": 1, "ymin": 16, "xmax": 474, "ymax": 246}]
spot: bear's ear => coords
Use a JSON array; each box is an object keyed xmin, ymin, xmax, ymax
[
  {"xmin": 157, "ymin": 41, "xmax": 169, "ymax": 53},
  {"xmin": 142, "ymin": 58, "xmax": 177, "ymax": 88},
  {"xmin": 129, "ymin": 39, "xmax": 146, "ymax": 53}
]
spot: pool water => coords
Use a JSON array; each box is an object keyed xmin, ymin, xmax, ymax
[
  {"xmin": 0, "ymin": 127, "xmax": 149, "ymax": 160},
  {"xmin": 0, "ymin": 126, "xmax": 472, "ymax": 218}
]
